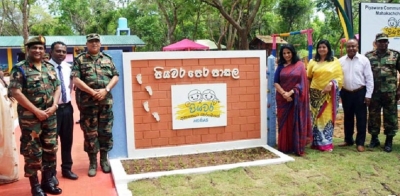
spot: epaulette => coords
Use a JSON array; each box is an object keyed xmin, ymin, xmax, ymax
[
  {"xmin": 43, "ymin": 61, "xmax": 54, "ymax": 67},
  {"xmin": 13, "ymin": 61, "xmax": 27, "ymax": 87},
  {"xmin": 75, "ymin": 52, "xmax": 86, "ymax": 59},
  {"xmin": 102, "ymin": 52, "xmax": 113, "ymax": 60},
  {"xmin": 364, "ymin": 50, "xmax": 375, "ymax": 55},
  {"xmin": 14, "ymin": 60, "xmax": 26, "ymax": 67},
  {"xmin": 74, "ymin": 52, "xmax": 87, "ymax": 62},
  {"xmin": 389, "ymin": 49, "xmax": 400, "ymax": 54}
]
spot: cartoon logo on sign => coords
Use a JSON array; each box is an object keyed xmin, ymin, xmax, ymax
[
  {"xmin": 382, "ymin": 17, "xmax": 400, "ymax": 37},
  {"xmin": 175, "ymin": 89, "xmax": 224, "ymax": 121}
]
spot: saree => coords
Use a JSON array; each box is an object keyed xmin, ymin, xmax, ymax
[
  {"xmin": 0, "ymin": 82, "xmax": 19, "ymax": 184},
  {"xmin": 275, "ymin": 61, "xmax": 312, "ymax": 156},
  {"xmin": 307, "ymin": 59, "xmax": 343, "ymax": 151}
]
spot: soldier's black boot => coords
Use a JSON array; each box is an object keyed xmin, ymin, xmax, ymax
[
  {"xmin": 384, "ymin": 136, "xmax": 394, "ymax": 153},
  {"xmin": 29, "ymin": 175, "xmax": 47, "ymax": 196},
  {"xmin": 88, "ymin": 153, "xmax": 98, "ymax": 177},
  {"xmin": 51, "ymin": 168, "xmax": 59, "ymax": 186},
  {"xmin": 100, "ymin": 151, "xmax": 111, "ymax": 173},
  {"xmin": 41, "ymin": 170, "xmax": 62, "ymax": 195},
  {"xmin": 368, "ymin": 135, "xmax": 380, "ymax": 148}
]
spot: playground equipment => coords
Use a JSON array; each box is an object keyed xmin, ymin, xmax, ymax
[
  {"xmin": 271, "ymin": 29, "xmax": 314, "ymax": 60},
  {"xmin": 266, "ymin": 29, "xmax": 313, "ymax": 147}
]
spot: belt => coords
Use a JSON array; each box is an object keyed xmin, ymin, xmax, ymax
[
  {"xmin": 58, "ymin": 101, "xmax": 71, "ymax": 109},
  {"xmin": 342, "ymin": 86, "xmax": 365, "ymax": 93}
]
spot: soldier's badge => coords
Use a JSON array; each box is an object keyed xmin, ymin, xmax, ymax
[{"xmin": 40, "ymin": 37, "xmax": 44, "ymax": 43}]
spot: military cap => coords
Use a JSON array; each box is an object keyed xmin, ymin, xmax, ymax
[
  {"xmin": 376, "ymin": 33, "xmax": 389, "ymax": 41},
  {"xmin": 86, "ymin": 33, "xmax": 100, "ymax": 41},
  {"xmin": 25, "ymin": 35, "xmax": 46, "ymax": 47}
]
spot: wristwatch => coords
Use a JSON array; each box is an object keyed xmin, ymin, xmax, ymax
[{"xmin": 106, "ymin": 87, "xmax": 110, "ymax": 92}]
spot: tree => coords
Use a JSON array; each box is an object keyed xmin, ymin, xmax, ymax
[
  {"xmin": 0, "ymin": 0, "xmax": 33, "ymax": 44},
  {"xmin": 50, "ymin": 0, "xmax": 118, "ymax": 35},
  {"xmin": 119, "ymin": 1, "xmax": 167, "ymax": 51},
  {"xmin": 277, "ymin": 0, "xmax": 312, "ymax": 32},
  {"xmin": 200, "ymin": 0, "xmax": 262, "ymax": 50},
  {"xmin": 144, "ymin": 0, "xmax": 197, "ymax": 44}
]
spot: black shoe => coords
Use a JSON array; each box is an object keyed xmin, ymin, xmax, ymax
[
  {"xmin": 29, "ymin": 176, "xmax": 47, "ymax": 196},
  {"xmin": 368, "ymin": 135, "xmax": 380, "ymax": 148},
  {"xmin": 383, "ymin": 136, "xmax": 393, "ymax": 153},
  {"xmin": 51, "ymin": 175, "xmax": 59, "ymax": 186},
  {"xmin": 51, "ymin": 169, "xmax": 59, "ymax": 186},
  {"xmin": 41, "ymin": 170, "xmax": 62, "ymax": 195},
  {"xmin": 62, "ymin": 170, "xmax": 78, "ymax": 180}
]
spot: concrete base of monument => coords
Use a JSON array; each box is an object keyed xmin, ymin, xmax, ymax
[{"xmin": 110, "ymin": 145, "xmax": 294, "ymax": 196}]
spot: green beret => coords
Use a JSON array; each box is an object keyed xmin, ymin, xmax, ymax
[
  {"xmin": 25, "ymin": 35, "xmax": 46, "ymax": 47},
  {"xmin": 376, "ymin": 33, "xmax": 389, "ymax": 41},
  {"xmin": 86, "ymin": 33, "xmax": 100, "ymax": 41}
]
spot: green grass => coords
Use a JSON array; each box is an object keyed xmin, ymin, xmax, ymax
[{"xmin": 128, "ymin": 136, "xmax": 400, "ymax": 196}]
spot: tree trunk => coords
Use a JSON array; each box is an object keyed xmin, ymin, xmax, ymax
[
  {"xmin": 200, "ymin": 0, "xmax": 261, "ymax": 50},
  {"xmin": 0, "ymin": 0, "xmax": 6, "ymax": 35},
  {"xmin": 22, "ymin": 0, "xmax": 29, "ymax": 45},
  {"xmin": 238, "ymin": 30, "xmax": 249, "ymax": 50},
  {"xmin": 193, "ymin": 4, "xmax": 201, "ymax": 40}
]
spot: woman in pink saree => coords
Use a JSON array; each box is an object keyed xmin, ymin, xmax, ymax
[
  {"xmin": 274, "ymin": 44, "xmax": 312, "ymax": 156},
  {"xmin": 307, "ymin": 40, "xmax": 343, "ymax": 152}
]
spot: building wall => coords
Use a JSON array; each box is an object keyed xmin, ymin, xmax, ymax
[
  {"xmin": 131, "ymin": 57, "xmax": 261, "ymax": 149},
  {"xmin": 0, "ymin": 49, "xmax": 8, "ymax": 72}
]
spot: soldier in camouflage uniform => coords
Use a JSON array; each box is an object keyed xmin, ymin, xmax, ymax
[
  {"xmin": 8, "ymin": 36, "xmax": 62, "ymax": 196},
  {"xmin": 71, "ymin": 33, "xmax": 119, "ymax": 177},
  {"xmin": 365, "ymin": 33, "xmax": 400, "ymax": 153}
]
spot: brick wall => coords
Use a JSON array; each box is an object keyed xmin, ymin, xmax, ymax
[{"xmin": 131, "ymin": 57, "xmax": 261, "ymax": 149}]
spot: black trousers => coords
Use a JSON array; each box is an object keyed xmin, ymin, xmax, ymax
[
  {"xmin": 56, "ymin": 102, "xmax": 74, "ymax": 171},
  {"xmin": 340, "ymin": 87, "xmax": 367, "ymax": 146}
]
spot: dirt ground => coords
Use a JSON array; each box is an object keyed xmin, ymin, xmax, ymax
[
  {"xmin": 334, "ymin": 110, "xmax": 400, "ymax": 139},
  {"xmin": 333, "ymin": 111, "xmax": 345, "ymax": 138},
  {"xmin": 122, "ymin": 147, "xmax": 279, "ymax": 174}
]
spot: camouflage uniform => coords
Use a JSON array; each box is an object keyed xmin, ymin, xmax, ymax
[
  {"xmin": 8, "ymin": 60, "xmax": 60, "ymax": 177},
  {"xmin": 365, "ymin": 49, "xmax": 400, "ymax": 136},
  {"xmin": 71, "ymin": 52, "xmax": 119, "ymax": 153}
]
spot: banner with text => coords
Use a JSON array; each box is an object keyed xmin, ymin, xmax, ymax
[
  {"xmin": 360, "ymin": 3, "xmax": 400, "ymax": 54},
  {"xmin": 171, "ymin": 83, "xmax": 227, "ymax": 130}
]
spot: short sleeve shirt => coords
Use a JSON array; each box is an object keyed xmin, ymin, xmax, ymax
[
  {"xmin": 8, "ymin": 60, "xmax": 60, "ymax": 119},
  {"xmin": 71, "ymin": 52, "xmax": 119, "ymax": 106},
  {"xmin": 365, "ymin": 49, "xmax": 400, "ymax": 93}
]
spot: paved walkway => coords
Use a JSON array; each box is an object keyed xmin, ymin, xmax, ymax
[{"xmin": 0, "ymin": 99, "xmax": 117, "ymax": 196}]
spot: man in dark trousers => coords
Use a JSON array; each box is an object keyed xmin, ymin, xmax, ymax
[
  {"xmin": 338, "ymin": 39, "xmax": 374, "ymax": 152},
  {"xmin": 49, "ymin": 41, "xmax": 78, "ymax": 180}
]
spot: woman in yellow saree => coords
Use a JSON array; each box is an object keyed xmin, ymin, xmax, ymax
[{"xmin": 307, "ymin": 40, "xmax": 343, "ymax": 152}]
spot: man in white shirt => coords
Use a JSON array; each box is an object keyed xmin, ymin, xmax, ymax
[
  {"xmin": 338, "ymin": 39, "xmax": 374, "ymax": 152},
  {"xmin": 49, "ymin": 41, "xmax": 78, "ymax": 180}
]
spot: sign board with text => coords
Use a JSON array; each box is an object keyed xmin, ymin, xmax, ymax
[
  {"xmin": 360, "ymin": 3, "xmax": 400, "ymax": 53},
  {"xmin": 171, "ymin": 83, "xmax": 227, "ymax": 130}
]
